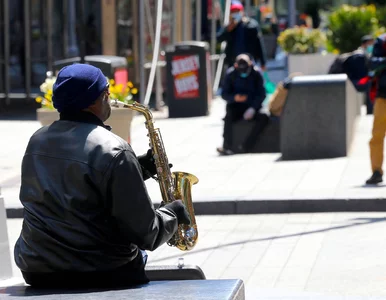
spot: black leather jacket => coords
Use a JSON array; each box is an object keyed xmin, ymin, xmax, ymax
[{"xmin": 14, "ymin": 111, "xmax": 178, "ymax": 275}]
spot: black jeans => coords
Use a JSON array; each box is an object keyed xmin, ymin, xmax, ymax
[
  {"xmin": 22, "ymin": 251, "xmax": 149, "ymax": 289},
  {"xmin": 223, "ymin": 103, "xmax": 269, "ymax": 151}
]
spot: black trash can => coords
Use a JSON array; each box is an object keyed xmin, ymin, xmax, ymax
[
  {"xmin": 53, "ymin": 55, "xmax": 128, "ymax": 83},
  {"xmin": 165, "ymin": 41, "xmax": 213, "ymax": 118}
]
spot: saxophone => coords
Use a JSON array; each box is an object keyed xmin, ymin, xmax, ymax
[{"xmin": 110, "ymin": 99, "xmax": 199, "ymax": 251}]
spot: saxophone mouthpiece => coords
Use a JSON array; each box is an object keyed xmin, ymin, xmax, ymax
[{"xmin": 110, "ymin": 99, "xmax": 127, "ymax": 108}]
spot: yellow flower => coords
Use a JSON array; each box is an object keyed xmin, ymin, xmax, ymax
[
  {"xmin": 116, "ymin": 84, "xmax": 124, "ymax": 93},
  {"xmin": 127, "ymin": 81, "xmax": 134, "ymax": 88},
  {"xmin": 36, "ymin": 96, "xmax": 43, "ymax": 103},
  {"xmin": 131, "ymin": 88, "xmax": 138, "ymax": 95},
  {"xmin": 109, "ymin": 79, "xmax": 115, "ymax": 86}
]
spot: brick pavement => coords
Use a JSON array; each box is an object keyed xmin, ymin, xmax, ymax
[{"xmin": 5, "ymin": 212, "xmax": 386, "ymax": 299}]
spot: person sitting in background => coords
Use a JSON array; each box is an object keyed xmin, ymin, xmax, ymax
[{"xmin": 216, "ymin": 54, "xmax": 268, "ymax": 155}]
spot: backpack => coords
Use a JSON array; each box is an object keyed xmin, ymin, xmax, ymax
[
  {"xmin": 372, "ymin": 33, "xmax": 386, "ymax": 58},
  {"xmin": 328, "ymin": 52, "xmax": 355, "ymax": 74}
]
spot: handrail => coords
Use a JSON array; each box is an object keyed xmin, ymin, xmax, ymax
[{"xmin": 212, "ymin": 0, "xmax": 232, "ymax": 94}]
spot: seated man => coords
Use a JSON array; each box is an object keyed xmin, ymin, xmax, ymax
[
  {"xmin": 14, "ymin": 64, "xmax": 190, "ymax": 289},
  {"xmin": 217, "ymin": 54, "xmax": 268, "ymax": 155}
]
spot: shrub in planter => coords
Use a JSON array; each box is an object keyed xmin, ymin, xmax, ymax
[
  {"xmin": 327, "ymin": 4, "xmax": 378, "ymax": 53},
  {"xmin": 277, "ymin": 27, "xmax": 326, "ymax": 54},
  {"xmin": 376, "ymin": 5, "xmax": 386, "ymax": 28}
]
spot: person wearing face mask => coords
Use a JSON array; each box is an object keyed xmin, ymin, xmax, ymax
[
  {"xmin": 217, "ymin": 54, "xmax": 268, "ymax": 155},
  {"xmin": 358, "ymin": 35, "xmax": 375, "ymax": 115},
  {"xmin": 329, "ymin": 35, "xmax": 373, "ymax": 97},
  {"xmin": 360, "ymin": 35, "xmax": 375, "ymax": 56},
  {"xmin": 14, "ymin": 64, "xmax": 190, "ymax": 288},
  {"xmin": 217, "ymin": 1, "xmax": 267, "ymax": 80}
]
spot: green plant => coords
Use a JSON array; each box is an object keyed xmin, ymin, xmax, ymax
[
  {"xmin": 376, "ymin": 5, "xmax": 386, "ymax": 28},
  {"xmin": 365, "ymin": 0, "xmax": 386, "ymax": 6},
  {"xmin": 327, "ymin": 4, "xmax": 378, "ymax": 53},
  {"xmin": 108, "ymin": 79, "xmax": 138, "ymax": 103},
  {"xmin": 277, "ymin": 27, "xmax": 326, "ymax": 54},
  {"xmin": 261, "ymin": 23, "xmax": 273, "ymax": 35}
]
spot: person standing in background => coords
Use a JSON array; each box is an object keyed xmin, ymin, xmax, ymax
[
  {"xmin": 366, "ymin": 34, "xmax": 386, "ymax": 185},
  {"xmin": 216, "ymin": 0, "xmax": 267, "ymax": 93}
]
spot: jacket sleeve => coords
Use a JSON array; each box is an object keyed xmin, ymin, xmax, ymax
[
  {"xmin": 107, "ymin": 149, "xmax": 178, "ymax": 251},
  {"xmin": 217, "ymin": 26, "xmax": 231, "ymax": 43},
  {"xmin": 255, "ymin": 28, "xmax": 267, "ymax": 67},
  {"xmin": 221, "ymin": 70, "xmax": 236, "ymax": 104},
  {"xmin": 250, "ymin": 69, "xmax": 266, "ymax": 110}
]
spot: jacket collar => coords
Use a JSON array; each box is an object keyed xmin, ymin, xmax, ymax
[{"xmin": 59, "ymin": 111, "xmax": 112, "ymax": 131}]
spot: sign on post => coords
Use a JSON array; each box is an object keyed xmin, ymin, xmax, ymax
[{"xmin": 166, "ymin": 41, "xmax": 213, "ymax": 118}]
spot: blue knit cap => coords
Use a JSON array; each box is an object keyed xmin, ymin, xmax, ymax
[{"xmin": 52, "ymin": 64, "xmax": 108, "ymax": 113}]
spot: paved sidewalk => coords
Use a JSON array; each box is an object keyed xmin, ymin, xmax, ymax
[
  {"xmin": 5, "ymin": 212, "xmax": 386, "ymax": 299},
  {"xmin": 2, "ymin": 97, "xmax": 386, "ymax": 216}
]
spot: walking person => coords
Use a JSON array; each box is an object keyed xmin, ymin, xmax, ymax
[{"xmin": 365, "ymin": 34, "xmax": 386, "ymax": 184}]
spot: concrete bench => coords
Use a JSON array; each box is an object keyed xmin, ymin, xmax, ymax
[
  {"xmin": 0, "ymin": 190, "xmax": 12, "ymax": 281},
  {"xmin": 230, "ymin": 116, "xmax": 280, "ymax": 153},
  {"xmin": 280, "ymin": 74, "xmax": 361, "ymax": 160},
  {"xmin": 0, "ymin": 279, "xmax": 245, "ymax": 300}
]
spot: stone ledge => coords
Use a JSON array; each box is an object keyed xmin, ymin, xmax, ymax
[{"xmin": 7, "ymin": 198, "xmax": 386, "ymax": 219}]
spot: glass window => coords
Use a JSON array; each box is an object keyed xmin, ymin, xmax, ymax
[
  {"xmin": 30, "ymin": 0, "xmax": 48, "ymax": 89},
  {"xmin": 9, "ymin": 0, "xmax": 26, "ymax": 92},
  {"xmin": 116, "ymin": 0, "xmax": 173, "ymax": 82},
  {"xmin": 275, "ymin": 0, "xmax": 365, "ymax": 18},
  {"xmin": 0, "ymin": 1, "xmax": 5, "ymax": 93},
  {"xmin": 117, "ymin": 0, "xmax": 134, "ymax": 66},
  {"xmin": 76, "ymin": 0, "xmax": 102, "ymax": 56}
]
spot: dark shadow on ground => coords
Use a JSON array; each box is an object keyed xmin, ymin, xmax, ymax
[
  {"xmin": 150, "ymin": 216, "xmax": 386, "ymax": 263},
  {"xmin": 353, "ymin": 183, "xmax": 386, "ymax": 188}
]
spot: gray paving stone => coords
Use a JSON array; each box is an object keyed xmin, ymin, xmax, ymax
[
  {"xmin": 6, "ymin": 212, "xmax": 386, "ymax": 298},
  {"xmin": 3, "ymin": 98, "xmax": 386, "ymax": 216}
]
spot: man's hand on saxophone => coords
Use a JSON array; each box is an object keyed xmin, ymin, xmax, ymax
[
  {"xmin": 137, "ymin": 149, "xmax": 173, "ymax": 181},
  {"xmin": 161, "ymin": 200, "xmax": 191, "ymax": 225}
]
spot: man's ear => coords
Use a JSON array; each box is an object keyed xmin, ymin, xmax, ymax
[{"xmin": 234, "ymin": 63, "xmax": 238, "ymax": 68}]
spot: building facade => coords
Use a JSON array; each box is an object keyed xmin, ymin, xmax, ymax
[
  {"xmin": 0, "ymin": 0, "xmax": 215, "ymax": 103},
  {"xmin": 0, "ymin": 0, "xmax": 368, "ymax": 104}
]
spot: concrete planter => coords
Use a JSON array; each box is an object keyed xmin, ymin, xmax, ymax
[
  {"xmin": 288, "ymin": 53, "xmax": 336, "ymax": 75},
  {"xmin": 36, "ymin": 108, "xmax": 59, "ymax": 127},
  {"xmin": 36, "ymin": 107, "xmax": 134, "ymax": 143},
  {"xmin": 106, "ymin": 107, "xmax": 135, "ymax": 143}
]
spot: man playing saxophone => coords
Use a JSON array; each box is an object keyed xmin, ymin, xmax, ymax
[{"xmin": 14, "ymin": 64, "xmax": 190, "ymax": 288}]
